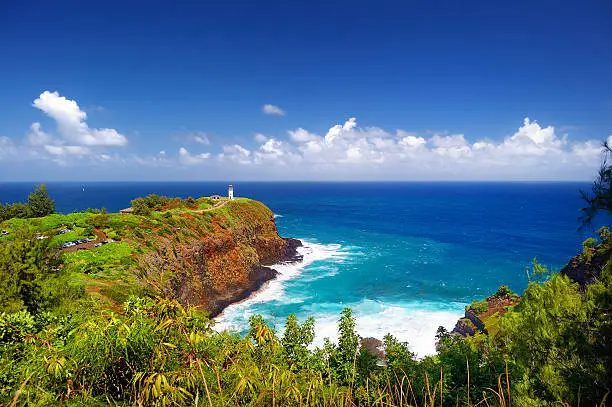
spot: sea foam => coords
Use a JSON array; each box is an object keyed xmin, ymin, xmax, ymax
[
  {"xmin": 213, "ymin": 239, "xmax": 464, "ymax": 358},
  {"xmin": 307, "ymin": 299, "xmax": 463, "ymax": 358},
  {"xmin": 213, "ymin": 240, "xmax": 348, "ymax": 331}
]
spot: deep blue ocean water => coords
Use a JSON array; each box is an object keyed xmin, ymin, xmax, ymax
[{"xmin": 0, "ymin": 182, "xmax": 594, "ymax": 355}]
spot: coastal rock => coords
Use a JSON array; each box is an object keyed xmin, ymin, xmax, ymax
[
  {"xmin": 452, "ymin": 318, "xmax": 479, "ymax": 336},
  {"xmin": 452, "ymin": 292, "xmax": 518, "ymax": 337},
  {"xmin": 561, "ymin": 251, "xmax": 608, "ymax": 290},
  {"xmin": 135, "ymin": 199, "xmax": 301, "ymax": 317},
  {"xmin": 361, "ymin": 337, "xmax": 385, "ymax": 360}
]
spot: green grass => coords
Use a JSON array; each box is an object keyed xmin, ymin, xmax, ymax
[
  {"xmin": 39, "ymin": 212, "xmax": 92, "ymax": 231},
  {"xmin": 0, "ymin": 217, "xmax": 36, "ymax": 233},
  {"xmin": 467, "ymin": 299, "xmax": 489, "ymax": 315},
  {"xmin": 482, "ymin": 310, "xmax": 502, "ymax": 335},
  {"xmin": 63, "ymin": 242, "xmax": 138, "ymax": 277}
]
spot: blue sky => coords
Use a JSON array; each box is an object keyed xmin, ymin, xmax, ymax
[{"xmin": 0, "ymin": 0, "xmax": 610, "ymax": 181}]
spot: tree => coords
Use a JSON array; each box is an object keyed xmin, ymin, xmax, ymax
[
  {"xmin": 495, "ymin": 285, "xmax": 514, "ymax": 298},
  {"xmin": 281, "ymin": 314, "xmax": 315, "ymax": 370},
  {"xmin": 0, "ymin": 227, "xmax": 61, "ymax": 313},
  {"xmin": 497, "ymin": 274, "xmax": 591, "ymax": 404},
  {"xmin": 580, "ymin": 141, "xmax": 612, "ymax": 228},
  {"xmin": 131, "ymin": 198, "xmax": 151, "ymax": 216},
  {"xmin": 336, "ymin": 308, "xmax": 360, "ymax": 384},
  {"xmin": 87, "ymin": 211, "xmax": 110, "ymax": 228},
  {"xmin": 185, "ymin": 197, "xmax": 197, "ymax": 208},
  {"xmin": 0, "ymin": 202, "xmax": 31, "ymax": 221},
  {"xmin": 27, "ymin": 184, "xmax": 55, "ymax": 217}
]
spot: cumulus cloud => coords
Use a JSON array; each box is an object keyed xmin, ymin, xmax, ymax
[
  {"xmin": 254, "ymin": 133, "xmax": 268, "ymax": 143},
  {"xmin": 27, "ymin": 123, "xmax": 53, "ymax": 146},
  {"xmin": 325, "ymin": 117, "xmax": 357, "ymax": 145},
  {"xmin": 206, "ymin": 116, "xmax": 602, "ymax": 180},
  {"xmin": 4, "ymin": 95, "xmax": 607, "ymax": 180},
  {"xmin": 398, "ymin": 131, "xmax": 426, "ymax": 148},
  {"xmin": 0, "ymin": 136, "xmax": 16, "ymax": 159},
  {"xmin": 179, "ymin": 147, "xmax": 211, "ymax": 165},
  {"xmin": 254, "ymin": 138, "xmax": 302, "ymax": 165},
  {"xmin": 32, "ymin": 91, "xmax": 127, "ymax": 147},
  {"xmin": 219, "ymin": 144, "xmax": 251, "ymax": 165},
  {"xmin": 262, "ymin": 104, "xmax": 285, "ymax": 116},
  {"xmin": 44, "ymin": 145, "xmax": 91, "ymax": 156},
  {"xmin": 289, "ymin": 128, "xmax": 319, "ymax": 143}
]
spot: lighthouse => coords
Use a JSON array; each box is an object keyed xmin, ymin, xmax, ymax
[{"xmin": 228, "ymin": 184, "xmax": 234, "ymax": 200}]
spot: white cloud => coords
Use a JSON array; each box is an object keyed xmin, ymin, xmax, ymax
[
  {"xmin": 183, "ymin": 132, "xmax": 210, "ymax": 145},
  {"xmin": 239, "ymin": 116, "xmax": 603, "ymax": 180},
  {"xmin": 289, "ymin": 128, "xmax": 319, "ymax": 143},
  {"xmin": 431, "ymin": 134, "xmax": 468, "ymax": 148},
  {"xmin": 44, "ymin": 145, "xmax": 91, "ymax": 156},
  {"xmin": 431, "ymin": 134, "xmax": 471, "ymax": 159},
  {"xmin": 398, "ymin": 131, "xmax": 426, "ymax": 148},
  {"xmin": 255, "ymin": 139, "xmax": 284, "ymax": 161},
  {"xmin": 254, "ymin": 133, "xmax": 268, "ymax": 143},
  {"xmin": 499, "ymin": 118, "xmax": 565, "ymax": 156},
  {"xmin": 254, "ymin": 138, "xmax": 301, "ymax": 165},
  {"xmin": 132, "ymin": 150, "xmax": 170, "ymax": 167},
  {"xmin": 27, "ymin": 122, "xmax": 53, "ymax": 146},
  {"xmin": 262, "ymin": 104, "xmax": 286, "ymax": 116},
  {"xmin": 219, "ymin": 144, "xmax": 251, "ymax": 165},
  {"xmin": 179, "ymin": 147, "xmax": 210, "ymax": 165},
  {"xmin": 325, "ymin": 117, "xmax": 357, "ymax": 145},
  {"xmin": 32, "ymin": 91, "xmax": 127, "ymax": 147},
  {"xmin": 0, "ymin": 136, "xmax": 16, "ymax": 159},
  {"xmin": 193, "ymin": 135, "xmax": 209, "ymax": 145},
  {"xmin": 4, "ymin": 100, "xmax": 607, "ymax": 180}
]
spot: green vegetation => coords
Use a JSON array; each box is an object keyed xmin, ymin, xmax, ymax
[
  {"xmin": 466, "ymin": 299, "xmax": 488, "ymax": 315},
  {"xmin": 494, "ymin": 285, "xmax": 514, "ymax": 298},
  {"xmin": 3, "ymin": 246, "xmax": 608, "ymax": 407},
  {"xmin": 0, "ymin": 184, "xmax": 55, "ymax": 222},
  {"xmin": 580, "ymin": 140, "xmax": 612, "ymax": 228},
  {"xmin": 0, "ymin": 227, "xmax": 76, "ymax": 314},
  {"xmin": 130, "ymin": 194, "xmax": 215, "ymax": 216},
  {"xmin": 0, "ymin": 201, "xmax": 609, "ymax": 406}
]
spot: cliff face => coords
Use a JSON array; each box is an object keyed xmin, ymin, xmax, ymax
[
  {"xmin": 561, "ymin": 250, "xmax": 609, "ymax": 290},
  {"xmin": 135, "ymin": 199, "xmax": 301, "ymax": 316},
  {"xmin": 452, "ymin": 293, "xmax": 518, "ymax": 337}
]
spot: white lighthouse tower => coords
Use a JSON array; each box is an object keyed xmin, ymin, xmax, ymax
[{"xmin": 228, "ymin": 184, "xmax": 234, "ymax": 200}]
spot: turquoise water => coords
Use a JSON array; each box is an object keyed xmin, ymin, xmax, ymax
[
  {"xmin": 213, "ymin": 182, "xmax": 592, "ymax": 355},
  {"xmin": 0, "ymin": 182, "xmax": 594, "ymax": 355}
]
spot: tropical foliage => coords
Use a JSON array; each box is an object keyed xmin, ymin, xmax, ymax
[
  {"xmin": 0, "ymin": 184, "xmax": 55, "ymax": 222},
  {"xmin": 0, "ymin": 229, "xmax": 609, "ymax": 406}
]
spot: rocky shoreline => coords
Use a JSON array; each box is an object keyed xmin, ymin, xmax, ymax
[{"xmin": 208, "ymin": 238, "xmax": 303, "ymax": 318}]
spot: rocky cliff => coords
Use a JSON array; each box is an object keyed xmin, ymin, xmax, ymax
[
  {"xmin": 132, "ymin": 199, "xmax": 301, "ymax": 316},
  {"xmin": 560, "ymin": 247, "xmax": 610, "ymax": 290},
  {"xmin": 452, "ymin": 289, "xmax": 519, "ymax": 337}
]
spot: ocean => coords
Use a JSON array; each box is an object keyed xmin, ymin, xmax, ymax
[{"xmin": 0, "ymin": 182, "xmax": 594, "ymax": 356}]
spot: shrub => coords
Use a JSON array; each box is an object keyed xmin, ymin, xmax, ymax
[
  {"xmin": 28, "ymin": 184, "xmax": 55, "ymax": 217},
  {"xmin": 468, "ymin": 299, "xmax": 489, "ymax": 315},
  {"xmin": 580, "ymin": 237, "xmax": 598, "ymax": 263},
  {"xmin": 185, "ymin": 197, "xmax": 197, "ymax": 208},
  {"xmin": 87, "ymin": 212, "xmax": 110, "ymax": 228},
  {"xmin": 495, "ymin": 285, "xmax": 514, "ymax": 298},
  {"xmin": 131, "ymin": 198, "xmax": 151, "ymax": 216}
]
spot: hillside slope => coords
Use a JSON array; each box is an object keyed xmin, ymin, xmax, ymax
[{"xmin": 0, "ymin": 197, "xmax": 301, "ymax": 316}]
